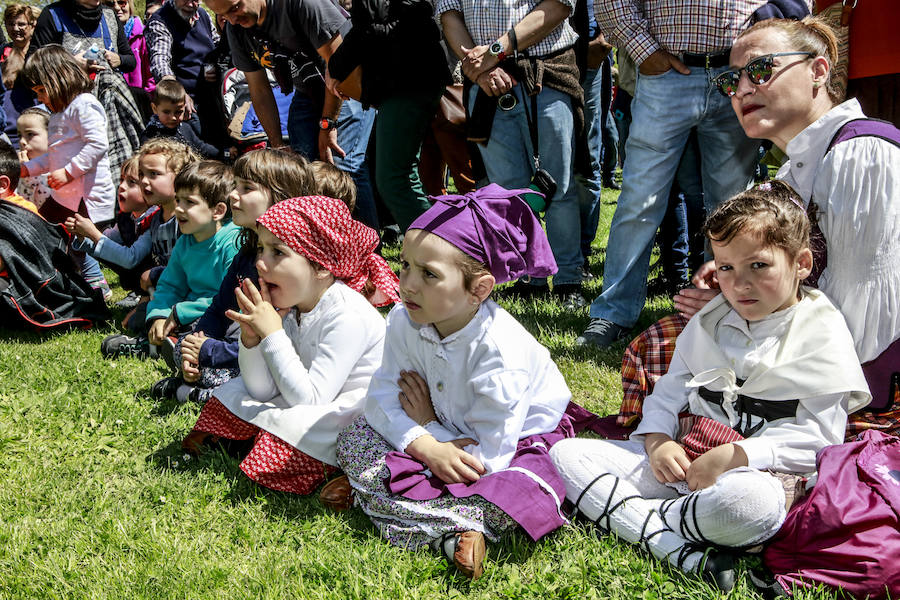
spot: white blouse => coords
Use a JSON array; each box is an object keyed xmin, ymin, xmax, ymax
[
  {"xmin": 215, "ymin": 282, "xmax": 386, "ymax": 466},
  {"xmin": 365, "ymin": 300, "xmax": 572, "ymax": 474},
  {"xmin": 634, "ymin": 289, "xmax": 870, "ymax": 474},
  {"xmin": 777, "ymin": 99, "xmax": 900, "ymax": 363}
]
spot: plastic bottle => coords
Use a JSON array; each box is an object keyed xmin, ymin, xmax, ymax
[{"xmin": 84, "ymin": 44, "xmax": 102, "ymax": 66}]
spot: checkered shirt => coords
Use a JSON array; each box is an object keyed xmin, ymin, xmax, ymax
[
  {"xmin": 595, "ymin": 0, "xmax": 812, "ymax": 65},
  {"xmin": 436, "ymin": 0, "xmax": 578, "ymax": 58},
  {"xmin": 146, "ymin": 0, "xmax": 219, "ymax": 81}
]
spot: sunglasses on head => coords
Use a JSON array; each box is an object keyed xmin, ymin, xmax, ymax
[{"xmin": 713, "ymin": 52, "xmax": 815, "ymax": 98}]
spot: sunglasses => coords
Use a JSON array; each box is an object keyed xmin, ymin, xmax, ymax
[{"xmin": 713, "ymin": 52, "xmax": 815, "ymax": 98}]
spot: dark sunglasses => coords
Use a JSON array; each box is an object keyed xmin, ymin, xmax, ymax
[{"xmin": 713, "ymin": 52, "xmax": 815, "ymax": 98}]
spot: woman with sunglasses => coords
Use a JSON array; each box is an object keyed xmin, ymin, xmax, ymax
[
  {"xmin": 676, "ymin": 16, "xmax": 900, "ymax": 421},
  {"xmin": 104, "ymin": 0, "xmax": 155, "ymax": 94}
]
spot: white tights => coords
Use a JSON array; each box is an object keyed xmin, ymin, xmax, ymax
[{"xmin": 549, "ymin": 438, "xmax": 787, "ymax": 573}]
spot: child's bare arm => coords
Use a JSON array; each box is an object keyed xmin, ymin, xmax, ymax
[{"xmin": 686, "ymin": 443, "xmax": 748, "ymax": 490}]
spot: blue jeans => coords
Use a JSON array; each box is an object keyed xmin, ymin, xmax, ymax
[
  {"xmin": 287, "ymin": 94, "xmax": 379, "ymax": 230},
  {"xmin": 577, "ymin": 67, "xmax": 603, "ymax": 261},
  {"xmin": 469, "ymin": 85, "xmax": 581, "ymax": 286},
  {"xmin": 589, "ymin": 66, "xmax": 760, "ymax": 327}
]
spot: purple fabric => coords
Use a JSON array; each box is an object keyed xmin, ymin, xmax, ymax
[
  {"xmin": 763, "ymin": 430, "xmax": 900, "ymax": 599},
  {"xmin": 384, "ymin": 403, "xmax": 582, "ymax": 541},
  {"xmin": 408, "ymin": 183, "xmax": 557, "ymax": 285},
  {"xmin": 124, "ymin": 17, "xmax": 155, "ymax": 92}
]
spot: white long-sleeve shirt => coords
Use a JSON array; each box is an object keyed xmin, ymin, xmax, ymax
[
  {"xmin": 365, "ymin": 300, "xmax": 571, "ymax": 474},
  {"xmin": 634, "ymin": 289, "xmax": 870, "ymax": 474},
  {"xmin": 215, "ymin": 282, "xmax": 386, "ymax": 466},
  {"xmin": 23, "ymin": 93, "xmax": 115, "ymax": 222}
]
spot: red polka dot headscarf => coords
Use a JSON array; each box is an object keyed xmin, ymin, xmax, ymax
[{"xmin": 257, "ymin": 196, "xmax": 400, "ymax": 307}]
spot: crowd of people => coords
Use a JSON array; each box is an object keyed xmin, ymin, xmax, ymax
[{"xmin": 0, "ymin": 0, "xmax": 898, "ymax": 595}]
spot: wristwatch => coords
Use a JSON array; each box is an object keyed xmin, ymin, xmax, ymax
[
  {"xmin": 488, "ymin": 40, "xmax": 506, "ymax": 62},
  {"xmin": 319, "ymin": 117, "xmax": 337, "ymax": 131}
]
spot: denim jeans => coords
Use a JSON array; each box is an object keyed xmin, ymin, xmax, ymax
[
  {"xmin": 659, "ymin": 128, "xmax": 704, "ymax": 284},
  {"xmin": 589, "ymin": 66, "xmax": 760, "ymax": 327},
  {"xmin": 469, "ymin": 85, "xmax": 581, "ymax": 286},
  {"xmin": 287, "ymin": 94, "xmax": 379, "ymax": 230},
  {"xmin": 577, "ymin": 67, "xmax": 603, "ymax": 261}
]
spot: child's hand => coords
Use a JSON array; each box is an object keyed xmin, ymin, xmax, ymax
[
  {"xmin": 406, "ymin": 435, "xmax": 485, "ymax": 484},
  {"xmin": 17, "ymin": 149, "xmax": 29, "ymax": 163},
  {"xmin": 225, "ymin": 279, "xmax": 287, "ymax": 348},
  {"xmin": 182, "ymin": 359, "xmax": 200, "ymax": 382},
  {"xmin": 398, "ymin": 370, "xmax": 437, "ymax": 426},
  {"xmin": 646, "ymin": 433, "xmax": 691, "ymax": 483},
  {"xmin": 148, "ymin": 313, "xmax": 177, "ymax": 346},
  {"xmin": 181, "ymin": 331, "xmax": 207, "ymax": 364},
  {"xmin": 47, "ymin": 168, "xmax": 73, "ymax": 190},
  {"xmin": 140, "ymin": 270, "xmax": 154, "ymax": 293},
  {"xmin": 65, "ymin": 214, "xmax": 103, "ymax": 242},
  {"xmin": 686, "ymin": 443, "xmax": 748, "ymax": 491}
]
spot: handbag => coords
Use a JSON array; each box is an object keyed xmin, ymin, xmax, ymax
[{"xmin": 816, "ymin": 0, "xmax": 854, "ymax": 101}]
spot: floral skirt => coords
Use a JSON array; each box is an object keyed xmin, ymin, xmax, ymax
[
  {"xmin": 336, "ymin": 416, "xmax": 516, "ymax": 550},
  {"xmin": 193, "ymin": 397, "xmax": 335, "ymax": 495}
]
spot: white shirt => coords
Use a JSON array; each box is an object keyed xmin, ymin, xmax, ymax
[
  {"xmin": 365, "ymin": 300, "xmax": 572, "ymax": 474},
  {"xmin": 777, "ymin": 99, "xmax": 900, "ymax": 363},
  {"xmin": 634, "ymin": 290, "xmax": 870, "ymax": 474},
  {"xmin": 215, "ymin": 282, "xmax": 386, "ymax": 466},
  {"xmin": 23, "ymin": 93, "xmax": 115, "ymax": 222}
]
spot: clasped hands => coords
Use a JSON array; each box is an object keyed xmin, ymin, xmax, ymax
[
  {"xmin": 645, "ymin": 433, "xmax": 748, "ymax": 491},
  {"xmin": 225, "ymin": 278, "xmax": 288, "ymax": 349},
  {"xmin": 460, "ymin": 44, "xmax": 516, "ymax": 97},
  {"xmin": 399, "ymin": 369, "xmax": 485, "ymax": 484}
]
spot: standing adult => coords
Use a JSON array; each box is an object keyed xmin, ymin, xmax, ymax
[
  {"xmin": 203, "ymin": 0, "xmax": 379, "ymax": 231},
  {"xmin": 438, "ymin": 0, "xmax": 588, "ymax": 308},
  {"xmin": 576, "ymin": 1, "xmax": 793, "ymax": 348},
  {"xmin": 106, "ymin": 0, "xmax": 154, "ymax": 93},
  {"xmin": 1, "ymin": 4, "xmax": 38, "ymax": 144}
]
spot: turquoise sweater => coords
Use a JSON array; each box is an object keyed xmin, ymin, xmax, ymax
[{"xmin": 146, "ymin": 222, "xmax": 241, "ymax": 325}]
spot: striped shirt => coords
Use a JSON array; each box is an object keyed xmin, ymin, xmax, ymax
[
  {"xmin": 145, "ymin": 1, "xmax": 219, "ymax": 81},
  {"xmin": 436, "ymin": 0, "xmax": 578, "ymax": 58},
  {"xmin": 594, "ymin": 0, "xmax": 811, "ymax": 65}
]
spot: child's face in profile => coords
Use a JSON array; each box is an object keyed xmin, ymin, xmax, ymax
[
  {"xmin": 175, "ymin": 186, "xmax": 222, "ymax": 242},
  {"xmin": 399, "ymin": 229, "xmax": 478, "ymax": 339},
  {"xmin": 152, "ymin": 99, "xmax": 186, "ymax": 129},
  {"xmin": 17, "ymin": 114, "xmax": 48, "ymax": 160},
  {"xmin": 118, "ymin": 166, "xmax": 148, "ymax": 214},
  {"xmin": 711, "ymin": 230, "xmax": 812, "ymax": 321},
  {"xmin": 138, "ymin": 153, "xmax": 177, "ymax": 206},
  {"xmin": 255, "ymin": 226, "xmax": 329, "ymax": 312},
  {"xmin": 230, "ymin": 177, "xmax": 271, "ymax": 228}
]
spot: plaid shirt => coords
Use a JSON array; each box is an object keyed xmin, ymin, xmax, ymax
[
  {"xmin": 595, "ymin": 0, "xmax": 811, "ymax": 65},
  {"xmin": 146, "ymin": 1, "xmax": 220, "ymax": 81},
  {"xmin": 436, "ymin": 0, "xmax": 578, "ymax": 58}
]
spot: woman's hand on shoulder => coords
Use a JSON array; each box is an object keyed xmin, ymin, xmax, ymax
[
  {"xmin": 397, "ymin": 370, "xmax": 437, "ymax": 426},
  {"xmin": 646, "ymin": 432, "xmax": 691, "ymax": 483},
  {"xmin": 686, "ymin": 443, "xmax": 748, "ymax": 491},
  {"xmin": 406, "ymin": 435, "xmax": 486, "ymax": 484}
]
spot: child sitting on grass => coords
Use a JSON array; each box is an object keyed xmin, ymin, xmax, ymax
[
  {"xmin": 144, "ymin": 160, "xmax": 240, "ymax": 388},
  {"xmin": 550, "ymin": 181, "xmax": 871, "ymax": 591},
  {"xmin": 66, "ymin": 139, "xmax": 198, "ymax": 357},
  {"xmin": 332, "ymin": 184, "xmax": 573, "ymax": 580},
  {"xmin": 153, "ymin": 149, "xmax": 314, "ymax": 403},
  {"xmin": 181, "ymin": 195, "xmax": 399, "ymax": 496}
]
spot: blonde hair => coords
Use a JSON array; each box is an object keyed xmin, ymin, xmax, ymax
[
  {"xmin": 309, "ymin": 161, "xmax": 357, "ymax": 212},
  {"xmin": 21, "ymin": 45, "xmax": 93, "ymax": 112},
  {"xmin": 739, "ymin": 16, "xmax": 842, "ymax": 104},
  {"xmin": 120, "ymin": 154, "xmax": 140, "ymax": 180},
  {"xmin": 138, "ymin": 138, "xmax": 199, "ymax": 175}
]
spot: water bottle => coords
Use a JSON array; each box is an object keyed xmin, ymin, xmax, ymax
[{"xmin": 84, "ymin": 43, "xmax": 102, "ymax": 66}]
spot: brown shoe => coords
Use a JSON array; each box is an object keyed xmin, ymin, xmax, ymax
[
  {"xmin": 181, "ymin": 430, "xmax": 219, "ymax": 455},
  {"xmin": 319, "ymin": 474, "xmax": 353, "ymax": 511},
  {"xmin": 452, "ymin": 531, "xmax": 486, "ymax": 580}
]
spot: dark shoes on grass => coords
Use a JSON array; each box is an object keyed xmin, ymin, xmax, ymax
[
  {"xmin": 319, "ymin": 474, "xmax": 353, "ymax": 511},
  {"xmin": 575, "ymin": 318, "xmax": 630, "ymax": 349},
  {"xmin": 101, "ymin": 334, "xmax": 158, "ymax": 359},
  {"xmin": 505, "ymin": 281, "xmax": 588, "ymax": 311}
]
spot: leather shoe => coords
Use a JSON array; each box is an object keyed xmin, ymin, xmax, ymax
[
  {"xmin": 319, "ymin": 474, "xmax": 353, "ymax": 511},
  {"xmin": 181, "ymin": 430, "xmax": 220, "ymax": 455},
  {"xmin": 452, "ymin": 530, "xmax": 486, "ymax": 579},
  {"xmin": 699, "ymin": 547, "xmax": 736, "ymax": 592}
]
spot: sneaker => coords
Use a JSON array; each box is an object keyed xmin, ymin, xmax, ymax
[
  {"xmin": 553, "ymin": 283, "xmax": 587, "ymax": 310},
  {"xmin": 101, "ymin": 334, "xmax": 151, "ymax": 359},
  {"xmin": 160, "ymin": 336, "xmax": 179, "ymax": 373},
  {"xmin": 86, "ymin": 277, "xmax": 113, "ymax": 302},
  {"xmin": 575, "ymin": 318, "xmax": 629, "ymax": 348},
  {"xmin": 151, "ymin": 376, "xmax": 181, "ymax": 400},
  {"xmin": 115, "ymin": 291, "xmax": 143, "ymax": 310}
]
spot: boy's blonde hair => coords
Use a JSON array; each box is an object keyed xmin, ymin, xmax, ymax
[
  {"xmin": 309, "ymin": 160, "xmax": 357, "ymax": 212},
  {"xmin": 138, "ymin": 138, "xmax": 199, "ymax": 176}
]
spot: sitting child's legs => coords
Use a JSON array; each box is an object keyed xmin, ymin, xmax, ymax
[{"xmin": 240, "ymin": 430, "xmax": 336, "ymax": 495}]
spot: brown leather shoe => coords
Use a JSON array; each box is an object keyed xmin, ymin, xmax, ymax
[
  {"xmin": 181, "ymin": 430, "xmax": 219, "ymax": 455},
  {"xmin": 319, "ymin": 474, "xmax": 353, "ymax": 511},
  {"xmin": 453, "ymin": 531, "xmax": 486, "ymax": 580}
]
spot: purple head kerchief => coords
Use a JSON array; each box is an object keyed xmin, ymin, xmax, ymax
[{"xmin": 407, "ymin": 183, "xmax": 557, "ymax": 284}]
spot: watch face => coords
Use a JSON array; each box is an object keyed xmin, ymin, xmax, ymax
[{"xmin": 489, "ymin": 41, "xmax": 503, "ymax": 56}]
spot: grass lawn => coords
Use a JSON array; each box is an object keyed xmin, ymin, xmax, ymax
[{"xmin": 0, "ymin": 186, "xmax": 838, "ymax": 599}]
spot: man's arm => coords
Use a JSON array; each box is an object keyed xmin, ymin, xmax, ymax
[
  {"xmin": 593, "ymin": 0, "xmax": 687, "ymax": 74},
  {"xmin": 245, "ymin": 69, "xmax": 288, "ymax": 149},
  {"xmin": 145, "ymin": 17, "xmax": 175, "ymax": 82},
  {"xmin": 317, "ymin": 33, "xmax": 346, "ymax": 164}
]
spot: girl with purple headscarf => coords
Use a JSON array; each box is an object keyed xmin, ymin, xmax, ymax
[{"xmin": 330, "ymin": 184, "xmax": 577, "ymax": 579}]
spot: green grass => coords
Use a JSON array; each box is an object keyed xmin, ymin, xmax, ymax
[{"xmin": 0, "ymin": 186, "xmax": 839, "ymax": 599}]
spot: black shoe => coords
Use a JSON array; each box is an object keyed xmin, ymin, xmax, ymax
[
  {"xmin": 115, "ymin": 291, "xmax": 143, "ymax": 310},
  {"xmin": 151, "ymin": 376, "xmax": 181, "ymax": 400},
  {"xmin": 505, "ymin": 279, "xmax": 550, "ymax": 300},
  {"xmin": 160, "ymin": 336, "xmax": 179, "ymax": 373},
  {"xmin": 101, "ymin": 334, "xmax": 151, "ymax": 359},
  {"xmin": 575, "ymin": 318, "xmax": 629, "ymax": 348},
  {"xmin": 553, "ymin": 284, "xmax": 588, "ymax": 311},
  {"xmin": 602, "ymin": 177, "xmax": 621, "ymax": 190},
  {"xmin": 698, "ymin": 547, "xmax": 736, "ymax": 592},
  {"xmin": 580, "ymin": 260, "xmax": 595, "ymax": 281}
]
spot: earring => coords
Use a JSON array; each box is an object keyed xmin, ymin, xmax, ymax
[{"xmin": 812, "ymin": 81, "xmax": 821, "ymax": 89}]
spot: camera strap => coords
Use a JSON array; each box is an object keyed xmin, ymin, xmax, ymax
[{"xmin": 522, "ymin": 78, "xmax": 542, "ymax": 172}]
